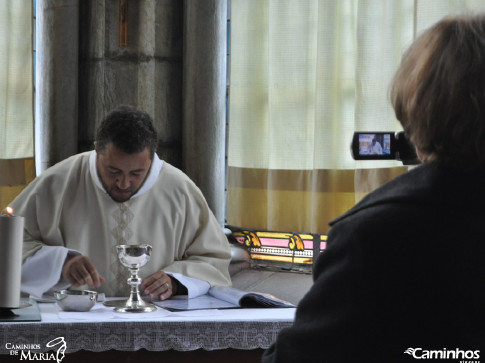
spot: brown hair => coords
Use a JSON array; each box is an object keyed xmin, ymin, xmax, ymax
[{"xmin": 390, "ymin": 14, "xmax": 485, "ymax": 168}]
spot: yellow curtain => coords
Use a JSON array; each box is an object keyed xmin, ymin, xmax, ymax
[
  {"xmin": 227, "ymin": 0, "xmax": 485, "ymax": 235},
  {"xmin": 0, "ymin": 1, "xmax": 34, "ymax": 210}
]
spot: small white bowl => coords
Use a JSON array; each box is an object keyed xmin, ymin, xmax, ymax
[{"xmin": 54, "ymin": 290, "xmax": 98, "ymax": 312}]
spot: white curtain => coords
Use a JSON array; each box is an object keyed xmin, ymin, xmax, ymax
[
  {"xmin": 0, "ymin": 0, "xmax": 34, "ymax": 209},
  {"xmin": 227, "ymin": 0, "xmax": 485, "ymax": 234}
]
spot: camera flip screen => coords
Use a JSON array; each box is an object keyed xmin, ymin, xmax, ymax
[
  {"xmin": 351, "ymin": 132, "xmax": 395, "ymax": 160},
  {"xmin": 351, "ymin": 131, "xmax": 420, "ymax": 164}
]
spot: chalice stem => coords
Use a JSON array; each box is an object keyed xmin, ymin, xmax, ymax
[{"xmin": 126, "ymin": 266, "xmax": 145, "ymax": 306}]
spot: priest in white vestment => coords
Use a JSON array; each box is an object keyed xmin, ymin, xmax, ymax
[{"xmin": 11, "ymin": 105, "xmax": 232, "ymax": 299}]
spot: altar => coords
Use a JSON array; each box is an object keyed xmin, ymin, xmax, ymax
[{"xmin": 0, "ymin": 300, "xmax": 295, "ymax": 362}]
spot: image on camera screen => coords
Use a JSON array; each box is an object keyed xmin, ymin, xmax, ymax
[{"xmin": 358, "ymin": 133, "xmax": 391, "ymax": 156}]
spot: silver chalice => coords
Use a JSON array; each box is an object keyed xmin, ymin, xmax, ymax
[{"xmin": 112, "ymin": 244, "xmax": 156, "ymax": 313}]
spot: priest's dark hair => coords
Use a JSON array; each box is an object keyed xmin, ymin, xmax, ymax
[{"xmin": 95, "ymin": 105, "xmax": 158, "ymax": 159}]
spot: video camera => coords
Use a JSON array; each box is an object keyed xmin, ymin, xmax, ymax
[{"xmin": 351, "ymin": 131, "xmax": 420, "ymax": 165}]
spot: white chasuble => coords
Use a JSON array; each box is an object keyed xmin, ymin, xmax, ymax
[{"xmin": 13, "ymin": 151, "xmax": 231, "ymax": 297}]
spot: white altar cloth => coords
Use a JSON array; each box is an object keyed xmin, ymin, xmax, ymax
[{"xmin": 0, "ymin": 302, "xmax": 296, "ymax": 354}]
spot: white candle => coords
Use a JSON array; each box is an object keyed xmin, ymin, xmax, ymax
[{"xmin": 0, "ymin": 207, "xmax": 24, "ymax": 308}]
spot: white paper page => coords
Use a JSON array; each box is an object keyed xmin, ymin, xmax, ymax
[
  {"xmin": 152, "ymin": 294, "xmax": 238, "ymax": 310},
  {"xmin": 208, "ymin": 286, "xmax": 247, "ymax": 305}
]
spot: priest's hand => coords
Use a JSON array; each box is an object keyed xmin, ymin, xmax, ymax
[
  {"xmin": 141, "ymin": 271, "xmax": 178, "ymax": 300},
  {"xmin": 62, "ymin": 255, "xmax": 105, "ymax": 288}
]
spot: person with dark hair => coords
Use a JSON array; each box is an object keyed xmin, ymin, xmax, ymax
[
  {"xmin": 262, "ymin": 13, "xmax": 485, "ymax": 362},
  {"xmin": 367, "ymin": 136, "xmax": 383, "ymax": 155},
  {"xmin": 12, "ymin": 105, "xmax": 231, "ymax": 299},
  {"xmin": 95, "ymin": 105, "xmax": 159, "ymax": 159}
]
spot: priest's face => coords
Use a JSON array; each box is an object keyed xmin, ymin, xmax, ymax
[{"xmin": 96, "ymin": 143, "xmax": 152, "ymax": 203}]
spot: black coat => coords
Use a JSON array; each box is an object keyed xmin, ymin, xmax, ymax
[{"xmin": 263, "ymin": 163, "xmax": 485, "ymax": 362}]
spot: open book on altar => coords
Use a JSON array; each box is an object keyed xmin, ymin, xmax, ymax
[{"xmin": 152, "ymin": 286, "xmax": 295, "ymax": 311}]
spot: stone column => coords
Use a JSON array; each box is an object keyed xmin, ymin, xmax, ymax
[
  {"xmin": 35, "ymin": 0, "xmax": 79, "ymax": 173},
  {"xmin": 183, "ymin": 0, "xmax": 227, "ymax": 226}
]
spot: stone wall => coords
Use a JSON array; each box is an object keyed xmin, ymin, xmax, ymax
[{"xmin": 78, "ymin": 0, "xmax": 184, "ymax": 168}]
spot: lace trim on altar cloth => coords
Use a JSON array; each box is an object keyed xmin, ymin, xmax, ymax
[{"xmin": 0, "ymin": 320, "xmax": 292, "ymax": 353}]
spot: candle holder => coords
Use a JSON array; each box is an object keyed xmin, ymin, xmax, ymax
[{"xmin": 112, "ymin": 244, "xmax": 156, "ymax": 313}]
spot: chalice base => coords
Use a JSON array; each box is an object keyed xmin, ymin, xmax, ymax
[{"xmin": 113, "ymin": 297, "xmax": 156, "ymax": 313}]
